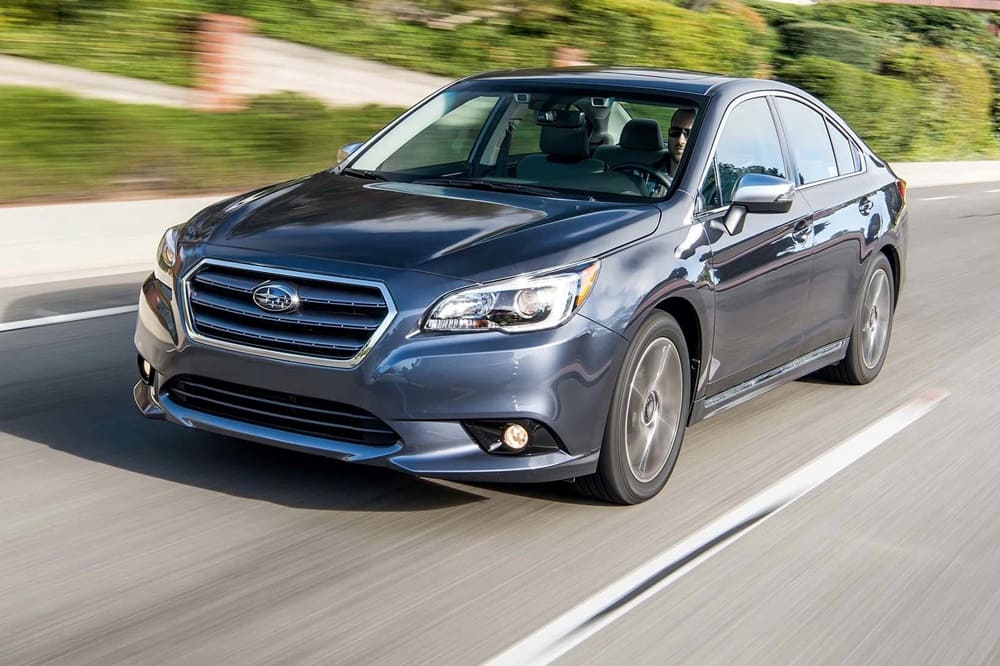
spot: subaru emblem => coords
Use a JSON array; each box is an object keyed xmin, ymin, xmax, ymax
[{"xmin": 252, "ymin": 282, "xmax": 299, "ymax": 313}]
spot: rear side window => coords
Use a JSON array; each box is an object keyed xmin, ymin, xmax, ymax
[
  {"xmin": 701, "ymin": 97, "xmax": 786, "ymax": 209},
  {"xmin": 827, "ymin": 120, "xmax": 862, "ymax": 175},
  {"xmin": 775, "ymin": 98, "xmax": 838, "ymax": 185}
]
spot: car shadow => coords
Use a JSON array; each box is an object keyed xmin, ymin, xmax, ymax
[
  {"xmin": 465, "ymin": 480, "xmax": 610, "ymax": 506},
  {"xmin": 796, "ymin": 374, "xmax": 841, "ymax": 386},
  {"xmin": 1, "ymin": 279, "xmax": 595, "ymax": 510},
  {"xmin": 0, "ymin": 357, "xmax": 486, "ymax": 512}
]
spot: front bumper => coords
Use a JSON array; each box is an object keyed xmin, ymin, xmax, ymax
[{"xmin": 134, "ymin": 257, "xmax": 626, "ymax": 483}]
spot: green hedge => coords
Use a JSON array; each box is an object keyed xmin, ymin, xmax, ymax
[
  {"xmin": 881, "ymin": 45, "xmax": 995, "ymax": 156},
  {"xmin": 0, "ymin": 88, "xmax": 402, "ymax": 203},
  {"xmin": 562, "ymin": 0, "xmax": 775, "ymax": 77},
  {"xmin": 779, "ymin": 57, "xmax": 924, "ymax": 159},
  {"xmin": 780, "ymin": 54, "xmax": 997, "ymax": 160},
  {"xmin": 748, "ymin": 0, "xmax": 991, "ymax": 52},
  {"xmin": 1, "ymin": 0, "xmax": 775, "ymax": 84},
  {"xmin": 0, "ymin": 1, "xmax": 198, "ymax": 87},
  {"xmin": 778, "ymin": 21, "xmax": 880, "ymax": 72}
]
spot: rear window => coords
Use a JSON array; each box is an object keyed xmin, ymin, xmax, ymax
[
  {"xmin": 827, "ymin": 120, "xmax": 862, "ymax": 176},
  {"xmin": 775, "ymin": 98, "xmax": 838, "ymax": 185}
]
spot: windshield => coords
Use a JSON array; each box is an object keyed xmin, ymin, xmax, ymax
[{"xmin": 347, "ymin": 85, "xmax": 700, "ymax": 202}]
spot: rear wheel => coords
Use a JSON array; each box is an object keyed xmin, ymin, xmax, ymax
[
  {"xmin": 578, "ymin": 312, "xmax": 691, "ymax": 504},
  {"xmin": 823, "ymin": 252, "xmax": 895, "ymax": 385}
]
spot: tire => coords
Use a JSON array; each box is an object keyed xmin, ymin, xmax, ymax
[
  {"xmin": 578, "ymin": 311, "xmax": 691, "ymax": 504},
  {"xmin": 822, "ymin": 252, "xmax": 895, "ymax": 385}
]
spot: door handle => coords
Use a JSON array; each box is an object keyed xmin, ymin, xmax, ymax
[
  {"xmin": 791, "ymin": 219, "xmax": 811, "ymax": 244},
  {"xmin": 858, "ymin": 197, "xmax": 874, "ymax": 216}
]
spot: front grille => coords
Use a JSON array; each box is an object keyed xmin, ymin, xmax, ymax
[
  {"xmin": 184, "ymin": 261, "xmax": 392, "ymax": 364},
  {"xmin": 165, "ymin": 375, "xmax": 399, "ymax": 446}
]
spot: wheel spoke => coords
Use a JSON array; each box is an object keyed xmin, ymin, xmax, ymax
[
  {"xmin": 637, "ymin": 429, "xmax": 657, "ymax": 477},
  {"xmin": 624, "ymin": 337, "xmax": 684, "ymax": 484}
]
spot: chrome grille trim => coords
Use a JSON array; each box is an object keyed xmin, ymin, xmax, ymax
[
  {"xmin": 180, "ymin": 258, "xmax": 397, "ymax": 368},
  {"xmin": 190, "ymin": 291, "xmax": 383, "ymax": 331}
]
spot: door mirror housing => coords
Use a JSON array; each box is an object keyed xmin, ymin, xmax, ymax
[
  {"xmin": 337, "ymin": 141, "xmax": 364, "ymax": 163},
  {"xmin": 723, "ymin": 173, "xmax": 796, "ymax": 235}
]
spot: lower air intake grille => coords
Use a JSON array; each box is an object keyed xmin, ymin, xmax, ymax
[{"xmin": 164, "ymin": 375, "xmax": 398, "ymax": 446}]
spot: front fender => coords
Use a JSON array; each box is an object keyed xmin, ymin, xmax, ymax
[{"xmin": 578, "ymin": 221, "xmax": 714, "ymax": 399}]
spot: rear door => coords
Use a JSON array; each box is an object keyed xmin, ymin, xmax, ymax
[{"xmin": 698, "ymin": 95, "xmax": 816, "ymax": 396}]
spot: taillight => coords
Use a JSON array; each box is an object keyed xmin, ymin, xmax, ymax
[{"xmin": 897, "ymin": 179, "xmax": 907, "ymax": 202}]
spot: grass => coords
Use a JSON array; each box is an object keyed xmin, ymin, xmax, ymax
[
  {"xmin": 0, "ymin": 87, "xmax": 403, "ymax": 204},
  {"xmin": 0, "ymin": 4, "xmax": 197, "ymax": 87}
]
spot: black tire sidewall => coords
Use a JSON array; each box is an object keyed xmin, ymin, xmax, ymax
[
  {"xmin": 847, "ymin": 253, "xmax": 895, "ymax": 383},
  {"xmin": 599, "ymin": 311, "xmax": 691, "ymax": 504}
]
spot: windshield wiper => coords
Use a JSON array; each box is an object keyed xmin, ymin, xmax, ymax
[
  {"xmin": 412, "ymin": 177, "xmax": 593, "ymax": 200},
  {"xmin": 341, "ymin": 167, "xmax": 389, "ymax": 181}
]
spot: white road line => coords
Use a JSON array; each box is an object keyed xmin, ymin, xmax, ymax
[
  {"xmin": 987, "ymin": 188, "xmax": 1000, "ymax": 193},
  {"xmin": 484, "ymin": 390, "xmax": 949, "ymax": 666},
  {"xmin": 0, "ymin": 305, "xmax": 138, "ymax": 332},
  {"xmin": 919, "ymin": 195, "xmax": 957, "ymax": 201}
]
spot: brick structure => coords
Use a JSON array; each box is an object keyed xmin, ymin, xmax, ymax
[
  {"xmin": 195, "ymin": 14, "xmax": 254, "ymax": 112},
  {"xmin": 552, "ymin": 46, "xmax": 593, "ymax": 68}
]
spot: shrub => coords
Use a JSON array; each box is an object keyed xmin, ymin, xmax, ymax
[
  {"xmin": 809, "ymin": 3, "xmax": 990, "ymax": 52},
  {"xmin": 0, "ymin": 87, "xmax": 403, "ymax": 203},
  {"xmin": 779, "ymin": 57, "xmax": 924, "ymax": 159},
  {"xmin": 570, "ymin": 0, "xmax": 776, "ymax": 76},
  {"xmin": 778, "ymin": 21, "xmax": 880, "ymax": 72},
  {"xmin": 880, "ymin": 45, "xmax": 995, "ymax": 156}
]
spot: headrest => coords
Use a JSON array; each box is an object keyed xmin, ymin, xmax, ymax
[
  {"xmin": 620, "ymin": 119, "xmax": 664, "ymax": 151},
  {"xmin": 539, "ymin": 124, "xmax": 590, "ymax": 159},
  {"xmin": 589, "ymin": 130, "xmax": 614, "ymax": 147}
]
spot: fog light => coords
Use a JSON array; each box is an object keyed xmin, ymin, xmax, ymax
[
  {"xmin": 138, "ymin": 355, "xmax": 154, "ymax": 384},
  {"xmin": 502, "ymin": 423, "xmax": 530, "ymax": 451},
  {"xmin": 464, "ymin": 420, "xmax": 562, "ymax": 455}
]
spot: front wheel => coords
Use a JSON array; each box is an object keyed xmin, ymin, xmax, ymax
[{"xmin": 578, "ymin": 311, "xmax": 691, "ymax": 504}]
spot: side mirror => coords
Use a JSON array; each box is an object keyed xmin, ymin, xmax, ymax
[
  {"xmin": 723, "ymin": 173, "xmax": 796, "ymax": 235},
  {"xmin": 337, "ymin": 141, "xmax": 364, "ymax": 163}
]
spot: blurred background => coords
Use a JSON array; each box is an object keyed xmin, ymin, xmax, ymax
[
  {"xmin": 1, "ymin": 0, "xmax": 999, "ymax": 204},
  {"xmin": 3, "ymin": 4, "xmax": 1000, "ymax": 665}
]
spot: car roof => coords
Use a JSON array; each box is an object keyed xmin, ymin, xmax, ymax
[{"xmin": 461, "ymin": 67, "xmax": 804, "ymax": 101}]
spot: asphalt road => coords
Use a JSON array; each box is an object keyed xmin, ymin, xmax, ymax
[{"xmin": 2, "ymin": 182, "xmax": 999, "ymax": 665}]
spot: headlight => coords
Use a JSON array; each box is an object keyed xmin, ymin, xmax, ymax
[
  {"xmin": 424, "ymin": 261, "xmax": 600, "ymax": 333},
  {"xmin": 155, "ymin": 224, "xmax": 181, "ymax": 284}
]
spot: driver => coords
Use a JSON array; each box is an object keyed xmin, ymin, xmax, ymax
[{"xmin": 665, "ymin": 108, "xmax": 696, "ymax": 178}]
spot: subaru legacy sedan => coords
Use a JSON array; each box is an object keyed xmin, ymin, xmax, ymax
[{"xmin": 134, "ymin": 68, "xmax": 907, "ymax": 504}]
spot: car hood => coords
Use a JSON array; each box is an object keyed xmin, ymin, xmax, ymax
[{"xmin": 183, "ymin": 172, "xmax": 660, "ymax": 279}]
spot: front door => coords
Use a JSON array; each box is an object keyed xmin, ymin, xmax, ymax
[{"xmin": 698, "ymin": 96, "xmax": 815, "ymax": 396}]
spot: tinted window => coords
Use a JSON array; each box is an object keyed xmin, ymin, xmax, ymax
[
  {"xmin": 352, "ymin": 86, "xmax": 699, "ymax": 202},
  {"xmin": 379, "ymin": 96, "xmax": 500, "ymax": 172},
  {"xmin": 776, "ymin": 98, "xmax": 838, "ymax": 185},
  {"xmin": 702, "ymin": 97, "xmax": 786, "ymax": 208},
  {"xmin": 827, "ymin": 120, "xmax": 862, "ymax": 175}
]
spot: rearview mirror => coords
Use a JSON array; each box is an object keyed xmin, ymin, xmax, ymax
[
  {"xmin": 723, "ymin": 173, "xmax": 796, "ymax": 235},
  {"xmin": 337, "ymin": 141, "xmax": 364, "ymax": 163}
]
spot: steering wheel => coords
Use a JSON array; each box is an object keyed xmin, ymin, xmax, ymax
[{"xmin": 612, "ymin": 162, "xmax": 672, "ymax": 197}]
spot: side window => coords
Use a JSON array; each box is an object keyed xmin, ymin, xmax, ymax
[
  {"xmin": 700, "ymin": 158, "xmax": 721, "ymax": 210},
  {"xmin": 703, "ymin": 97, "xmax": 786, "ymax": 208},
  {"xmin": 827, "ymin": 120, "xmax": 862, "ymax": 176},
  {"xmin": 380, "ymin": 96, "xmax": 499, "ymax": 172},
  {"xmin": 775, "ymin": 98, "xmax": 838, "ymax": 185}
]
